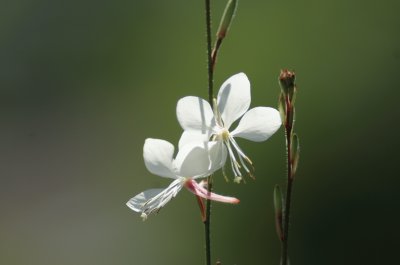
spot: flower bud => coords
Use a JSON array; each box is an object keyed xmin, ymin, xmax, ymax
[{"xmin": 279, "ymin": 69, "xmax": 296, "ymax": 101}]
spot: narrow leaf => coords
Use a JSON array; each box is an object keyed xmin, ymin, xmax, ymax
[
  {"xmin": 274, "ymin": 185, "xmax": 284, "ymax": 241},
  {"xmin": 278, "ymin": 92, "xmax": 286, "ymax": 126},
  {"xmin": 216, "ymin": 0, "xmax": 238, "ymax": 39},
  {"xmin": 291, "ymin": 133, "xmax": 300, "ymax": 177}
]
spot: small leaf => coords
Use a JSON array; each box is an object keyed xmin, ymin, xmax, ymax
[
  {"xmin": 274, "ymin": 185, "xmax": 284, "ymax": 241},
  {"xmin": 278, "ymin": 92, "xmax": 286, "ymax": 126},
  {"xmin": 291, "ymin": 133, "xmax": 300, "ymax": 177},
  {"xmin": 216, "ymin": 0, "xmax": 238, "ymax": 39},
  {"xmin": 287, "ymin": 105, "xmax": 294, "ymax": 129},
  {"xmin": 290, "ymin": 86, "xmax": 297, "ymax": 105}
]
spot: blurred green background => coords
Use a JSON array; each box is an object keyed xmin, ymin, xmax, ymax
[{"xmin": 1, "ymin": 0, "xmax": 399, "ymax": 264}]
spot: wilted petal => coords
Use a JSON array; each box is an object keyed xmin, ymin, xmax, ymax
[
  {"xmin": 178, "ymin": 130, "xmax": 211, "ymax": 150},
  {"xmin": 126, "ymin": 188, "xmax": 164, "ymax": 213},
  {"xmin": 231, "ymin": 107, "xmax": 281, "ymax": 142},
  {"xmin": 217, "ymin": 73, "xmax": 251, "ymax": 129},
  {"xmin": 143, "ymin": 138, "xmax": 175, "ymax": 178},
  {"xmin": 176, "ymin": 96, "xmax": 214, "ymax": 133},
  {"xmin": 185, "ymin": 179, "xmax": 240, "ymax": 204},
  {"xmin": 126, "ymin": 178, "xmax": 185, "ymax": 218},
  {"xmin": 174, "ymin": 142, "xmax": 212, "ymax": 178}
]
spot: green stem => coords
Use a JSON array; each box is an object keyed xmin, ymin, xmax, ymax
[
  {"xmin": 204, "ymin": 177, "xmax": 213, "ymax": 265},
  {"xmin": 205, "ymin": 0, "xmax": 214, "ymax": 105},
  {"xmin": 281, "ymin": 100, "xmax": 294, "ymax": 265},
  {"xmin": 204, "ymin": 1, "xmax": 214, "ymax": 265}
]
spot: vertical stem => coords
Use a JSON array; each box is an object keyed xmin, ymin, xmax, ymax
[
  {"xmin": 204, "ymin": 1, "xmax": 214, "ymax": 265},
  {"xmin": 205, "ymin": 0, "xmax": 214, "ymax": 105},
  {"xmin": 204, "ymin": 178, "xmax": 212, "ymax": 265},
  {"xmin": 281, "ymin": 101, "xmax": 293, "ymax": 265}
]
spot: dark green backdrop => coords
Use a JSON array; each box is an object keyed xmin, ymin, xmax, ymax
[{"xmin": 1, "ymin": 0, "xmax": 399, "ymax": 264}]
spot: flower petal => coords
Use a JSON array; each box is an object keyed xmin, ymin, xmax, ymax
[
  {"xmin": 126, "ymin": 188, "xmax": 164, "ymax": 213},
  {"xmin": 185, "ymin": 179, "xmax": 240, "ymax": 204},
  {"xmin": 178, "ymin": 135, "xmax": 226, "ymax": 177},
  {"xmin": 206, "ymin": 140, "xmax": 227, "ymax": 174},
  {"xmin": 174, "ymin": 142, "xmax": 213, "ymax": 178},
  {"xmin": 178, "ymin": 130, "xmax": 211, "ymax": 150},
  {"xmin": 231, "ymin": 107, "xmax": 281, "ymax": 142},
  {"xmin": 217, "ymin": 73, "xmax": 251, "ymax": 129},
  {"xmin": 176, "ymin": 96, "xmax": 214, "ymax": 133},
  {"xmin": 143, "ymin": 138, "xmax": 176, "ymax": 178},
  {"xmin": 126, "ymin": 178, "xmax": 185, "ymax": 219}
]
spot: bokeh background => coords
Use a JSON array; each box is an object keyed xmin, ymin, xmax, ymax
[{"xmin": 1, "ymin": 0, "xmax": 399, "ymax": 264}]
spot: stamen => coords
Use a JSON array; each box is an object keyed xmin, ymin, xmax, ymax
[
  {"xmin": 212, "ymin": 98, "xmax": 224, "ymax": 127},
  {"xmin": 219, "ymin": 136, "xmax": 256, "ymax": 182},
  {"xmin": 237, "ymin": 151, "xmax": 250, "ymax": 173},
  {"xmin": 222, "ymin": 164, "xmax": 229, "ymax": 182},
  {"xmin": 230, "ymin": 136, "xmax": 251, "ymax": 164},
  {"xmin": 229, "ymin": 137, "xmax": 255, "ymax": 177},
  {"xmin": 225, "ymin": 139, "xmax": 242, "ymax": 177},
  {"xmin": 140, "ymin": 213, "xmax": 148, "ymax": 221},
  {"xmin": 234, "ymin": 176, "xmax": 242, "ymax": 183}
]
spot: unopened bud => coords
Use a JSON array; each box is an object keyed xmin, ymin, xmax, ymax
[{"xmin": 279, "ymin": 69, "xmax": 296, "ymax": 101}]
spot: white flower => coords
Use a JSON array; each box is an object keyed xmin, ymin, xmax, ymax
[
  {"xmin": 126, "ymin": 138, "xmax": 239, "ymax": 220},
  {"xmin": 176, "ymin": 73, "xmax": 281, "ymax": 183}
]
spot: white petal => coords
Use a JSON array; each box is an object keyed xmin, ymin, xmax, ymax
[
  {"xmin": 126, "ymin": 189, "xmax": 164, "ymax": 212},
  {"xmin": 174, "ymin": 142, "xmax": 212, "ymax": 178},
  {"xmin": 126, "ymin": 178, "xmax": 185, "ymax": 218},
  {"xmin": 231, "ymin": 107, "xmax": 281, "ymax": 142},
  {"xmin": 143, "ymin": 138, "xmax": 176, "ymax": 178},
  {"xmin": 217, "ymin": 73, "xmax": 251, "ymax": 129},
  {"xmin": 176, "ymin": 96, "xmax": 214, "ymax": 133},
  {"xmin": 206, "ymin": 140, "xmax": 227, "ymax": 175},
  {"xmin": 178, "ymin": 130, "xmax": 211, "ymax": 150}
]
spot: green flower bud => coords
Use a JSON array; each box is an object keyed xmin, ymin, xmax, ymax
[{"xmin": 279, "ymin": 69, "xmax": 296, "ymax": 102}]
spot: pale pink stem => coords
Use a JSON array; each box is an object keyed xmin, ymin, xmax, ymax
[{"xmin": 185, "ymin": 179, "xmax": 240, "ymax": 204}]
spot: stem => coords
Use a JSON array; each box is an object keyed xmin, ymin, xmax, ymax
[
  {"xmin": 204, "ymin": 1, "xmax": 214, "ymax": 265},
  {"xmin": 281, "ymin": 100, "xmax": 294, "ymax": 265},
  {"xmin": 204, "ymin": 178, "xmax": 213, "ymax": 265},
  {"xmin": 205, "ymin": 0, "xmax": 214, "ymax": 105}
]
